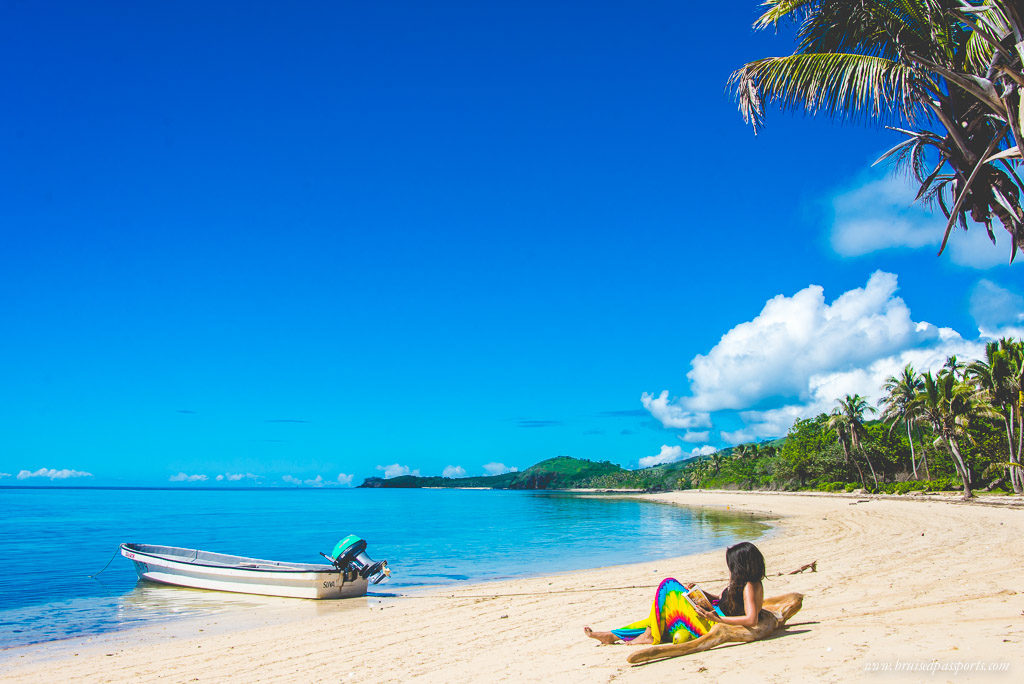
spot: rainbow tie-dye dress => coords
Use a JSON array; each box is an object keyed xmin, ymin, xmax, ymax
[{"xmin": 610, "ymin": 578, "xmax": 723, "ymax": 644}]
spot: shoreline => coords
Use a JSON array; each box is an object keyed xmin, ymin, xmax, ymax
[
  {"xmin": 1, "ymin": 494, "xmax": 771, "ymax": 661},
  {"xmin": 5, "ymin": 491, "xmax": 1023, "ymax": 682},
  {"xmin": 0, "ymin": 490, "xmax": 770, "ymax": 669}
]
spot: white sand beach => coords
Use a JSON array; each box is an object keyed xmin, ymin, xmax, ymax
[{"xmin": 5, "ymin": 491, "xmax": 1023, "ymax": 683}]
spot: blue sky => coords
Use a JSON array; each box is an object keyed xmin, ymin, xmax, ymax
[{"xmin": 2, "ymin": 1, "xmax": 1021, "ymax": 486}]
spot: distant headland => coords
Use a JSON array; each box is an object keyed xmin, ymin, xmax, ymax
[
  {"xmin": 357, "ymin": 455, "xmax": 694, "ymax": 490},
  {"xmin": 358, "ymin": 456, "xmax": 626, "ymax": 490}
]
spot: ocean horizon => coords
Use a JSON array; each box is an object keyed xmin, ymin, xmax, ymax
[{"xmin": 0, "ymin": 487, "xmax": 769, "ymax": 651}]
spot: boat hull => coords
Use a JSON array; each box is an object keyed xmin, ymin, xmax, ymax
[{"xmin": 120, "ymin": 543, "xmax": 368, "ymax": 599}]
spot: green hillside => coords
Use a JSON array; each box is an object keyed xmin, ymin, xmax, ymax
[{"xmin": 509, "ymin": 456, "xmax": 623, "ymax": 489}]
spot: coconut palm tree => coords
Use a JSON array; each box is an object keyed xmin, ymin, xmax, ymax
[
  {"xmin": 827, "ymin": 410, "xmax": 863, "ymax": 485},
  {"xmin": 881, "ymin": 364, "xmax": 927, "ymax": 479},
  {"xmin": 733, "ymin": 443, "xmax": 760, "ymax": 461},
  {"xmin": 730, "ymin": 0, "xmax": 1024, "ymax": 261},
  {"xmin": 828, "ymin": 394, "xmax": 879, "ymax": 487},
  {"xmin": 967, "ymin": 338, "xmax": 1024, "ymax": 493},
  {"xmin": 908, "ymin": 370, "xmax": 998, "ymax": 498},
  {"xmin": 944, "ymin": 354, "xmax": 967, "ymax": 379}
]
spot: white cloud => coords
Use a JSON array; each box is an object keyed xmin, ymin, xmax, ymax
[
  {"xmin": 638, "ymin": 445, "xmax": 716, "ymax": 468},
  {"xmin": 16, "ymin": 468, "xmax": 93, "ymax": 480},
  {"xmin": 679, "ymin": 431, "xmax": 710, "ymax": 443},
  {"xmin": 830, "ymin": 174, "xmax": 1006, "ymax": 269},
  {"xmin": 720, "ymin": 429, "xmax": 757, "ymax": 444},
  {"xmin": 646, "ymin": 271, "xmax": 985, "ymax": 442},
  {"xmin": 442, "ymin": 465, "xmax": 467, "ymax": 478},
  {"xmin": 813, "ymin": 330, "xmax": 980, "ymax": 393},
  {"xmin": 376, "ymin": 463, "xmax": 420, "ymax": 479},
  {"xmin": 970, "ymin": 279, "xmax": 1024, "ymax": 339},
  {"xmin": 483, "ymin": 462, "xmax": 518, "ymax": 476},
  {"xmin": 639, "ymin": 445, "xmax": 683, "ymax": 468},
  {"xmin": 282, "ymin": 474, "xmax": 325, "ymax": 486},
  {"xmin": 831, "ymin": 176, "xmax": 935, "ymax": 255},
  {"xmin": 722, "ymin": 406, "xmax": 807, "ymax": 444},
  {"xmin": 337, "ymin": 473, "xmax": 354, "ymax": 486},
  {"xmin": 0, "ymin": 472, "xmax": 11, "ymax": 478},
  {"xmin": 215, "ymin": 472, "xmax": 258, "ymax": 482},
  {"xmin": 947, "ymin": 225, "xmax": 1009, "ymax": 269},
  {"xmin": 684, "ymin": 271, "xmax": 971, "ymax": 412},
  {"xmin": 168, "ymin": 472, "xmax": 207, "ymax": 482},
  {"xmin": 719, "ymin": 332, "xmax": 981, "ymax": 444},
  {"xmin": 641, "ymin": 391, "xmax": 711, "ymax": 429}
]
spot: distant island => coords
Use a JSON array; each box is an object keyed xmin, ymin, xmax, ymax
[
  {"xmin": 358, "ymin": 455, "xmax": 699, "ymax": 491},
  {"xmin": 358, "ymin": 456, "xmax": 624, "ymax": 490}
]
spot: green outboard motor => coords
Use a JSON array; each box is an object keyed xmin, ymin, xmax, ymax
[{"xmin": 329, "ymin": 535, "xmax": 391, "ymax": 584}]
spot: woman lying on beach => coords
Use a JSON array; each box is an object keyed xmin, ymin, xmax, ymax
[{"xmin": 584, "ymin": 541, "xmax": 766, "ymax": 645}]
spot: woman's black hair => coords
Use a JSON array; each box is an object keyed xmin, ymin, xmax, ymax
[{"xmin": 718, "ymin": 542, "xmax": 766, "ymax": 616}]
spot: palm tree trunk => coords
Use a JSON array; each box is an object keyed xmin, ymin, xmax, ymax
[
  {"xmin": 861, "ymin": 448, "xmax": 880, "ymax": 489},
  {"xmin": 1004, "ymin": 406, "xmax": 1015, "ymax": 491},
  {"xmin": 1011, "ymin": 403, "xmax": 1019, "ymax": 493},
  {"xmin": 1004, "ymin": 414, "xmax": 1022, "ymax": 494},
  {"xmin": 947, "ymin": 438, "xmax": 973, "ymax": 499},
  {"xmin": 906, "ymin": 419, "xmax": 918, "ymax": 479},
  {"xmin": 852, "ymin": 459, "xmax": 866, "ymax": 488},
  {"xmin": 851, "ymin": 433, "xmax": 879, "ymax": 489},
  {"xmin": 983, "ymin": 476, "xmax": 1006, "ymax": 492},
  {"xmin": 840, "ymin": 439, "xmax": 866, "ymax": 487}
]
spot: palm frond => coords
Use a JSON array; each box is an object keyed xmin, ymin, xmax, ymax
[
  {"xmin": 732, "ymin": 0, "xmax": 1024, "ymax": 261},
  {"xmin": 729, "ymin": 53, "xmax": 922, "ymax": 127},
  {"xmin": 964, "ymin": 23, "xmax": 996, "ymax": 72},
  {"xmin": 753, "ymin": 0, "xmax": 819, "ymax": 31}
]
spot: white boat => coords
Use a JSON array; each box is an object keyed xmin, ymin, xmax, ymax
[{"xmin": 120, "ymin": 538, "xmax": 389, "ymax": 599}]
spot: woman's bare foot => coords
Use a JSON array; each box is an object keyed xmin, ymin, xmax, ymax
[{"xmin": 583, "ymin": 627, "xmax": 619, "ymax": 645}]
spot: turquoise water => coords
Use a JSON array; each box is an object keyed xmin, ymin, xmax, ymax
[{"xmin": 0, "ymin": 487, "xmax": 768, "ymax": 649}]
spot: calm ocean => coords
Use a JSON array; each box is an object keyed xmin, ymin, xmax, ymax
[{"xmin": 0, "ymin": 487, "xmax": 769, "ymax": 650}]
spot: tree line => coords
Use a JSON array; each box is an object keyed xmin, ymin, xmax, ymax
[{"xmin": 680, "ymin": 338, "xmax": 1024, "ymax": 499}]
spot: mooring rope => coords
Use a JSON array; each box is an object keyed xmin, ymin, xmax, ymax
[
  {"xmin": 381, "ymin": 561, "xmax": 818, "ymax": 600},
  {"xmin": 88, "ymin": 546, "xmax": 122, "ymax": 578}
]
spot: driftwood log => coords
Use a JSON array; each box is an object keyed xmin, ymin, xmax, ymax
[{"xmin": 626, "ymin": 593, "xmax": 804, "ymax": 665}]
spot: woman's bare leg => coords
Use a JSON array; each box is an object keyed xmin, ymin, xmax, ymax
[
  {"xmin": 629, "ymin": 627, "xmax": 654, "ymax": 644},
  {"xmin": 583, "ymin": 626, "xmax": 654, "ymax": 645}
]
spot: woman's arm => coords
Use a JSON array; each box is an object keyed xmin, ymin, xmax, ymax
[{"xmin": 696, "ymin": 582, "xmax": 763, "ymax": 628}]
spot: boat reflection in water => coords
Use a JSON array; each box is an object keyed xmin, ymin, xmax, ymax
[{"xmin": 116, "ymin": 580, "xmax": 372, "ymax": 628}]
